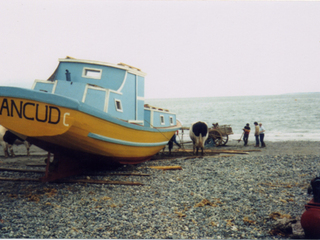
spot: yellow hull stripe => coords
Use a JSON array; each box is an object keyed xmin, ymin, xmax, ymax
[{"xmin": 88, "ymin": 132, "xmax": 168, "ymax": 147}]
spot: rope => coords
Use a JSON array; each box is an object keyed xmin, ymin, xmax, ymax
[
  {"xmin": 143, "ymin": 119, "xmax": 172, "ymax": 142},
  {"xmin": 143, "ymin": 120, "xmax": 192, "ymax": 155}
]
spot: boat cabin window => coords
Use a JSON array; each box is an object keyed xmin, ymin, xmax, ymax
[
  {"xmin": 169, "ymin": 116, "xmax": 174, "ymax": 125},
  {"xmin": 115, "ymin": 99, "xmax": 123, "ymax": 112},
  {"xmin": 82, "ymin": 67, "xmax": 102, "ymax": 79},
  {"xmin": 160, "ymin": 115, "xmax": 165, "ymax": 125}
]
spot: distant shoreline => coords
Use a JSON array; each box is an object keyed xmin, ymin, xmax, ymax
[
  {"xmin": 145, "ymin": 91, "xmax": 320, "ymax": 100},
  {"xmin": 228, "ymin": 137, "xmax": 320, "ymax": 143},
  {"xmin": 178, "ymin": 140, "xmax": 320, "ymax": 157},
  {"xmin": 208, "ymin": 140, "xmax": 320, "ymax": 156}
]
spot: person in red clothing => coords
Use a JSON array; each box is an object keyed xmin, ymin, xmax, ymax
[{"xmin": 243, "ymin": 123, "xmax": 251, "ymax": 146}]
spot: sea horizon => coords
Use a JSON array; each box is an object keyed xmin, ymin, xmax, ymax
[
  {"xmin": 146, "ymin": 92, "xmax": 320, "ymax": 142},
  {"xmin": 146, "ymin": 91, "xmax": 320, "ymax": 101}
]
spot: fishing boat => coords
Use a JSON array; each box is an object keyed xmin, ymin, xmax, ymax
[{"xmin": 0, "ymin": 57, "xmax": 181, "ymax": 181}]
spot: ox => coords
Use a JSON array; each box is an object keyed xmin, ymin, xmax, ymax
[
  {"xmin": 0, "ymin": 125, "xmax": 31, "ymax": 157},
  {"xmin": 189, "ymin": 121, "xmax": 209, "ymax": 155}
]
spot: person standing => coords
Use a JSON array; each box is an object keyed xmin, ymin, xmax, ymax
[
  {"xmin": 259, "ymin": 123, "xmax": 266, "ymax": 147},
  {"xmin": 254, "ymin": 122, "xmax": 260, "ymax": 147},
  {"xmin": 243, "ymin": 123, "xmax": 250, "ymax": 146},
  {"xmin": 172, "ymin": 131, "xmax": 181, "ymax": 148}
]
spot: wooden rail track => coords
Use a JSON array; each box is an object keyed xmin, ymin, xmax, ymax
[
  {"xmin": 0, "ymin": 166, "xmax": 147, "ymax": 185},
  {"xmin": 0, "ymin": 147, "xmax": 260, "ymax": 185},
  {"xmin": 151, "ymin": 148, "xmax": 261, "ymax": 161}
]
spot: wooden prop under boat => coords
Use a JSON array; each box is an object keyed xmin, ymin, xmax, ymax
[{"xmin": 0, "ymin": 57, "xmax": 181, "ymax": 181}]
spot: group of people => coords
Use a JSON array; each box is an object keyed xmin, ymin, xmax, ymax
[{"xmin": 242, "ymin": 122, "xmax": 266, "ymax": 147}]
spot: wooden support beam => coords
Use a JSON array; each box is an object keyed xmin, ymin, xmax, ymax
[{"xmin": 40, "ymin": 152, "xmax": 84, "ymax": 182}]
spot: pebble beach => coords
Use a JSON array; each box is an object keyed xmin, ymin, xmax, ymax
[{"xmin": 0, "ymin": 140, "xmax": 319, "ymax": 239}]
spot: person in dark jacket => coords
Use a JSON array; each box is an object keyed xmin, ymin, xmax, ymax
[
  {"xmin": 254, "ymin": 122, "xmax": 260, "ymax": 147},
  {"xmin": 167, "ymin": 131, "xmax": 181, "ymax": 155},
  {"xmin": 243, "ymin": 123, "xmax": 250, "ymax": 146}
]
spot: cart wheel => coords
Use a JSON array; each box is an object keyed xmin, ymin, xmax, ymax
[
  {"xmin": 220, "ymin": 135, "xmax": 229, "ymax": 146},
  {"xmin": 210, "ymin": 130, "xmax": 222, "ymax": 146}
]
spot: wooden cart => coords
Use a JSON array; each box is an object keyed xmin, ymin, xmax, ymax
[{"xmin": 205, "ymin": 123, "xmax": 233, "ymax": 146}]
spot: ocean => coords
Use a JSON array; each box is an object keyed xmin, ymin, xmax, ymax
[{"xmin": 146, "ymin": 92, "xmax": 320, "ymax": 142}]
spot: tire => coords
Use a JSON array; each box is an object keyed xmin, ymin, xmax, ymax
[{"xmin": 220, "ymin": 135, "xmax": 229, "ymax": 146}]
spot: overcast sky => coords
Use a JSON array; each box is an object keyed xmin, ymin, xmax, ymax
[{"xmin": 1, "ymin": 0, "xmax": 319, "ymax": 99}]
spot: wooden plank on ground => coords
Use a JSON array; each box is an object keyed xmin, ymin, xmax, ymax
[
  {"xmin": 150, "ymin": 157, "xmax": 179, "ymax": 161},
  {"xmin": 149, "ymin": 166, "xmax": 182, "ymax": 170},
  {"xmin": 88, "ymin": 172, "xmax": 150, "ymax": 176},
  {"xmin": 240, "ymin": 149, "xmax": 261, "ymax": 152},
  {"xmin": 174, "ymin": 149, "xmax": 251, "ymax": 154},
  {"xmin": 59, "ymin": 179, "xmax": 144, "ymax": 186},
  {"xmin": 0, "ymin": 177, "xmax": 144, "ymax": 185},
  {"xmin": 212, "ymin": 150, "xmax": 249, "ymax": 155},
  {"xmin": 26, "ymin": 164, "xmax": 46, "ymax": 167},
  {"xmin": 0, "ymin": 167, "xmax": 45, "ymax": 173},
  {"xmin": 0, "ymin": 177, "xmax": 40, "ymax": 182}
]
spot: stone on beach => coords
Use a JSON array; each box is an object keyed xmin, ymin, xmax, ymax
[{"xmin": 0, "ymin": 141, "xmax": 319, "ymax": 238}]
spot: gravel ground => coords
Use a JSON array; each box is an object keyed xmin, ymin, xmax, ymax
[{"xmin": 0, "ymin": 140, "xmax": 319, "ymax": 239}]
